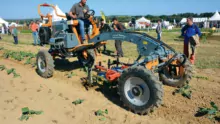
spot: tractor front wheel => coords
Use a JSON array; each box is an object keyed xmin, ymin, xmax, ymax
[
  {"xmin": 118, "ymin": 66, "xmax": 163, "ymax": 115},
  {"xmin": 36, "ymin": 50, "xmax": 55, "ymax": 78}
]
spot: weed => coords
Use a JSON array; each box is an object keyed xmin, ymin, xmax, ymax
[
  {"xmin": 2, "ymin": 50, "xmax": 36, "ymax": 62},
  {"xmin": 195, "ymin": 102, "xmax": 220, "ymax": 122},
  {"xmin": 173, "ymin": 84, "xmax": 192, "ymax": 99},
  {"xmin": 193, "ymin": 75, "xmax": 209, "ymax": 80},
  {"xmin": 25, "ymin": 58, "xmax": 32, "ymax": 65},
  {"xmin": 72, "ymin": 99, "xmax": 84, "ymax": 105},
  {"xmin": 66, "ymin": 72, "xmax": 77, "ymax": 78},
  {"xmin": 7, "ymin": 68, "xmax": 20, "ymax": 78},
  {"xmin": 0, "ymin": 65, "xmax": 6, "ymax": 71},
  {"xmin": 7, "ymin": 68, "xmax": 15, "ymax": 75},
  {"xmin": 19, "ymin": 107, "xmax": 43, "ymax": 121},
  {"xmin": 95, "ymin": 109, "xmax": 108, "ymax": 121}
]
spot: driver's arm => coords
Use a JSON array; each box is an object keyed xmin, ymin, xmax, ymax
[{"xmin": 69, "ymin": 12, "xmax": 77, "ymax": 19}]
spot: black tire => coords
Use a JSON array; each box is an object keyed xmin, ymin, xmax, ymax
[
  {"xmin": 159, "ymin": 60, "xmax": 193, "ymax": 88},
  {"xmin": 39, "ymin": 27, "xmax": 51, "ymax": 44},
  {"xmin": 36, "ymin": 50, "xmax": 54, "ymax": 78},
  {"xmin": 77, "ymin": 49, "xmax": 95, "ymax": 68},
  {"xmin": 118, "ymin": 66, "xmax": 163, "ymax": 115}
]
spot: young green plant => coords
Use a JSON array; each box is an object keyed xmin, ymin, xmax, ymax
[
  {"xmin": 195, "ymin": 102, "xmax": 220, "ymax": 122},
  {"xmin": 19, "ymin": 107, "xmax": 43, "ymax": 121},
  {"xmin": 173, "ymin": 84, "xmax": 192, "ymax": 99}
]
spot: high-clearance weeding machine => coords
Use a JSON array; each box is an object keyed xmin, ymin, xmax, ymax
[{"xmin": 36, "ymin": 3, "xmax": 193, "ymax": 115}]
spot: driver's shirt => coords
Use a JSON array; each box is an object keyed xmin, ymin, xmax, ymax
[{"xmin": 70, "ymin": 2, "xmax": 89, "ymax": 19}]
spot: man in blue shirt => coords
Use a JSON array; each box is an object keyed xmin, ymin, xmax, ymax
[{"xmin": 181, "ymin": 17, "xmax": 201, "ymax": 64}]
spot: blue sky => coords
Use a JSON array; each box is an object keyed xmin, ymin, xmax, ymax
[{"xmin": 0, "ymin": 0, "xmax": 220, "ymax": 19}]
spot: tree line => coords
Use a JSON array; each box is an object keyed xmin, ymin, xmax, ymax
[
  {"xmin": 6, "ymin": 12, "xmax": 214, "ymax": 24},
  {"xmin": 107, "ymin": 12, "xmax": 214, "ymax": 23}
]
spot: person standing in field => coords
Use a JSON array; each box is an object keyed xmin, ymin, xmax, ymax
[
  {"xmin": 29, "ymin": 21, "xmax": 40, "ymax": 46},
  {"xmin": 99, "ymin": 18, "xmax": 111, "ymax": 53},
  {"xmin": 69, "ymin": 0, "xmax": 90, "ymax": 43},
  {"xmin": 36, "ymin": 20, "xmax": 44, "ymax": 46},
  {"xmin": 156, "ymin": 20, "xmax": 162, "ymax": 40},
  {"xmin": 11, "ymin": 25, "xmax": 18, "ymax": 44},
  {"xmin": 181, "ymin": 17, "xmax": 201, "ymax": 64},
  {"xmin": 112, "ymin": 17, "xmax": 124, "ymax": 57}
]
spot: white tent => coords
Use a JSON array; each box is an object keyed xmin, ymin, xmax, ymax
[
  {"xmin": 180, "ymin": 18, "xmax": 208, "ymax": 24},
  {"xmin": 9, "ymin": 22, "xmax": 18, "ymax": 27},
  {"xmin": 0, "ymin": 17, "xmax": 9, "ymax": 27},
  {"xmin": 136, "ymin": 17, "xmax": 151, "ymax": 29},
  {"xmin": 50, "ymin": 5, "xmax": 66, "ymax": 22},
  {"xmin": 0, "ymin": 17, "xmax": 9, "ymax": 34},
  {"xmin": 209, "ymin": 11, "xmax": 220, "ymax": 21}
]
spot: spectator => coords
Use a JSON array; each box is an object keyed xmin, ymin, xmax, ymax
[
  {"xmin": 99, "ymin": 18, "xmax": 111, "ymax": 52},
  {"xmin": 29, "ymin": 21, "xmax": 40, "ymax": 46},
  {"xmin": 36, "ymin": 20, "xmax": 43, "ymax": 46},
  {"xmin": 112, "ymin": 17, "xmax": 124, "ymax": 57},
  {"xmin": 181, "ymin": 17, "xmax": 201, "ymax": 64},
  {"xmin": 156, "ymin": 20, "xmax": 162, "ymax": 40},
  {"xmin": 8, "ymin": 26, "xmax": 11, "ymax": 35},
  {"xmin": 3, "ymin": 24, "xmax": 7, "ymax": 34},
  {"xmin": 11, "ymin": 25, "xmax": 18, "ymax": 44}
]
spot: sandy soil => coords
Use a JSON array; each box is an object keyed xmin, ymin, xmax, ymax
[{"xmin": 0, "ymin": 42, "xmax": 220, "ymax": 124}]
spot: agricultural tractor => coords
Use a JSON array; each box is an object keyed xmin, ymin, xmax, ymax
[{"xmin": 36, "ymin": 3, "xmax": 193, "ymax": 115}]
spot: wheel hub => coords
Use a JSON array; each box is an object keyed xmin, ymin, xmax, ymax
[
  {"xmin": 124, "ymin": 77, "xmax": 150, "ymax": 106},
  {"xmin": 132, "ymin": 86, "xmax": 143, "ymax": 97},
  {"xmin": 38, "ymin": 57, "xmax": 46, "ymax": 73}
]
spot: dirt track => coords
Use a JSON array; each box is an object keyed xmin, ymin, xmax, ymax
[{"xmin": 0, "ymin": 42, "xmax": 220, "ymax": 124}]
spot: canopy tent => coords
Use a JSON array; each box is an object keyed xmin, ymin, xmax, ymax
[
  {"xmin": 209, "ymin": 11, "xmax": 220, "ymax": 21},
  {"xmin": 9, "ymin": 22, "xmax": 18, "ymax": 27},
  {"xmin": 50, "ymin": 5, "xmax": 66, "ymax": 22},
  {"xmin": 0, "ymin": 17, "xmax": 9, "ymax": 27},
  {"xmin": 135, "ymin": 17, "xmax": 151, "ymax": 29},
  {"xmin": 180, "ymin": 18, "xmax": 208, "ymax": 24},
  {"xmin": 0, "ymin": 17, "xmax": 9, "ymax": 34},
  {"xmin": 136, "ymin": 17, "xmax": 151, "ymax": 24}
]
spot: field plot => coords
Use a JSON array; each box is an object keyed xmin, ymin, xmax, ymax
[{"xmin": 0, "ymin": 32, "xmax": 220, "ymax": 124}]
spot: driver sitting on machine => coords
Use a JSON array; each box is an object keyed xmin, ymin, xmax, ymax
[{"xmin": 69, "ymin": 0, "xmax": 89, "ymax": 44}]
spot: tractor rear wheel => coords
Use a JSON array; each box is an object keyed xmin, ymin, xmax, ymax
[
  {"xmin": 36, "ymin": 50, "xmax": 54, "ymax": 78},
  {"xmin": 159, "ymin": 60, "xmax": 193, "ymax": 88},
  {"xmin": 39, "ymin": 27, "xmax": 51, "ymax": 44},
  {"xmin": 118, "ymin": 66, "xmax": 163, "ymax": 115}
]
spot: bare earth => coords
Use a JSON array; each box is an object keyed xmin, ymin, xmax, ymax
[{"xmin": 0, "ymin": 40, "xmax": 220, "ymax": 124}]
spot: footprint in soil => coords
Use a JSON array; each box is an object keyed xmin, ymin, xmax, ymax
[
  {"xmin": 48, "ymin": 89, "xmax": 52, "ymax": 93},
  {"xmin": 4, "ymin": 99, "xmax": 13, "ymax": 104},
  {"xmin": 23, "ymin": 88, "xmax": 27, "ymax": 92},
  {"xmin": 37, "ymin": 89, "xmax": 41, "ymax": 92},
  {"xmin": 64, "ymin": 97, "xmax": 69, "ymax": 100},
  {"xmin": 65, "ymin": 111, "xmax": 75, "ymax": 119},
  {"xmin": 10, "ymin": 80, "xmax": 15, "ymax": 87},
  {"xmin": 58, "ymin": 93, "xmax": 63, "ymax": 97},
  {"xmin": 20, "ymin": 81, "xmax": 26, "ymax": 84},
  {"xmin": 52, "ymin": 120, "xmax": 58, "ymax": 124}
]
